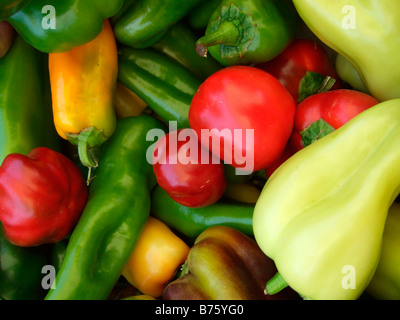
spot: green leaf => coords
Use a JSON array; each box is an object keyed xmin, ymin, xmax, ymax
[{"xmin": 300, "ymin": 119, "xmax": 335, "ymax": 147}]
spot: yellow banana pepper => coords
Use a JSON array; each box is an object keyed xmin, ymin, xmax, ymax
[
  {"xmin": 254, "ymin": 99, "xmax": 400, "ymax": 300},
  {"xmin": 122, "ymin": 217, "xmax": 190, "ymax": 298},
  {"xmin": 49, "ymin": 19, "xmax": 117, "ymax": 169}
]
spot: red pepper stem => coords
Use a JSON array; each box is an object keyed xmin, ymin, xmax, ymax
[
  {"xmin": 264, "ymin": 272, "xmax": 288, "ymax": 295},
  {"xmin": 196, "ymin": 21, "xmax": 240, "ymax": 57}
]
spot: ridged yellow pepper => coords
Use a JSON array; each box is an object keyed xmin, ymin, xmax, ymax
[
  {"xmin": 253, "ymin": 99, "xmax": 400, "ymax": 300},
  {"xmin": 49, "ymin": 19, "xmax": 117, "ymax": 169},
  {"xmin": 122, "ymin": 217, "xmax": 190, "ymax": 298}
]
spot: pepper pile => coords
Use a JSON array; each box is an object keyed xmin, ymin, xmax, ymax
[{"xmin": 1, "ymin": 0, "xmax": 399, "ymax": 301}]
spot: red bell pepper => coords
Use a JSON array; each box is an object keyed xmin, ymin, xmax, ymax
[
  {"xmin": 0, "ymin": 147, "xmax": 88, "ymax": 247},
  {"xmin": 152, "ymin": 129, "xmax": 226, "ymax": 208},
  {"xmin": 189, "ymin": 66, "xmax": 296, "ymax": 173},
  {"xmin": 255, "ymin": 39, "xmax": 342, "ymax": 103}
]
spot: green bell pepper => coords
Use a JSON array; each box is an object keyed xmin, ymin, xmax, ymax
[
  {"xmin": 367, "ymin": 202, "xmax": 400, "ymax": 300},
  {"xmin": 7, "ymin": 0, "xmax": 124, "ymax": 53},
  {"xmin": 118, "ymin": 47, "xmax": 202, "ymax": 129},
  {"xmin": 114, "ymin": 0, "xmax": 205, "ymax": 49},
  {"xmin": 195, "ymin": 0, "xmax": 298, "ymax": 66},
  {"xmin": 254, "ymin": 99, "xmax": 400, "ymax": 300},
  {"xmin": 186, "ymin": 0, "xmax": 222, "ymax": 30},
  {"xmin": 0, "ymin": 0, "xmax": 30, "ymax": 19},
  {"xmin": 152, "ymin": 22, "xmax": 222, "ymax": 81},
  {"xmin": 151, "ymin": 185, "xmax": 254, "ymax": 240},
  {"xmin": 292, "ymin": 0, "xmax": 400, "ymax": 101},
  {"xmin": 45, "ymin": 115, "xmax": 166, "ymax": 300}
]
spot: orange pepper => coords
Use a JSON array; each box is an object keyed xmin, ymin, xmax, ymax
[
  {"xmin": 49, "ymin": 19, "xmax": 117, "ymax": 169},
  {"xmin": 122, "ymin": 216, "xmax": 190, "ymax": 298}
]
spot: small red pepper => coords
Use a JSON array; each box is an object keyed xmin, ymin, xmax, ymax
[
  {"xmin": 0, "ymin": 147, "xmax": 88, "ymax": 247},
  {"xmin": 255, "ymin": 39, "xmax": 342, "ymax": 103}
]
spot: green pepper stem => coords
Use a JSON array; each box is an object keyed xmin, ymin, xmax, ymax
[
  {"xmin": 264, "ymin": 272, "xmax": 288, "ymax": 295},
  {"xmin": 196, "ymin": 21, "xmax": 240, "ymax": 57}
]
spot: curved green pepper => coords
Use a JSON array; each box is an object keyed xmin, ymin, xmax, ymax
[
  {"xmin": 367, "ymin": 202, "xmax": 400, "ymax": 300},
  {"xmin": 151, "ymin": 186, "xmax": 254, "ymax": 240},
  {"xmin": 114, "ymin": 0, "xmax": 205, "ymax": 49},
  {"xmin": 0, "ymin": 0, "xmax": 30, "ymax": 19},
  {"xmin": 45, "ymin": 115, "xmax": 166, "ymax": 300},
  {"xmin": 0, "ymin": 34, "xmax": 60, "ymax": 163},
  {"xmin": 292, "ymin": 0, "xmax": 400, "ymax": 101},
  {"xmin": 254, "ymin": 99, "xmax": 400, "ymax": 300},
  {"xmin": 0, "ymin": 227, "xmax": 49, "ymax": 300},
  {"xmin": 7, "ymin": 0, "xmax": 124, "ymax": 53},
  {"xmin": 195, "ymin": 0, "xmax": 298, "ymax": 66},
  {"xmin": 152, "ymin": 23, "xmax": 222, "ymax": 81},
  {"xmin": 118, "ymin": 47, "xmax": 202, "ymax": 129}
]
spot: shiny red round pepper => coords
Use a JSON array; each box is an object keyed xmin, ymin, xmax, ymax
[
  {"xmin": 152, "ymin": 129, "xmax": 226, "ymax": 208},
  {"xmin": 0, "ymin": 147, "xmax": 88, "ymax": 247}
]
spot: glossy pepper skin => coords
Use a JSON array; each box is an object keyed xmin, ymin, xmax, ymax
[
  {"xmin": 114, "ymin": 0, "xmax": 205, "ymax": 49},
  {"xmin": 163, "ymin": 226, "xmax": 299, "ymax": 300},
  {"xmin": 151, "ymin": 186, "xmax": 254, "ymax": 239},
  {"xmin": 0, "ymin": 227, "xmax": 48, "ymax": 300},
  {"xmin": 152, "ymin": 23, "xmax": 222, "ymax": 81},
  {"xmin": 45, "ymin": 115, "xmax": 166, "ymax": 300},
  {"xmin": 122, "ymin": 217, "xmax": 190, "ymax": 298},
  {"xmin": 189, "ymin": 66, "xmax": 296, "ymax": 172},
  {"xmin": 49, "ymin": 19, "xmax": 117, "ymax": 169},
  {"xmin": 291, "ymin": 89, "xmax": 379, "ymax": 151},
  {"xmin": 255, "ymin": 39, "xmax": 342, "ymax": 103},
  {"xmin": 7, "ymin": 0, "xmax": 124, "ymax": 53},
  {"xmin": 292, "ymin": 0, "xmax": 400, "ymax": 101},
  {"xmin": 152, "ymin": 129, "xmax": 226, "ymax": 208},
  {"xmin": 195, "ymin": 0, "xmax": 298, "ymax": 66},
  {"xmin": 0, "ymin": 147, "xmax": 88, "ymax": 247},
  {"xmin": 0, "ymin": 0, "xmax": 30, "ymax": 19},
  {"xmin": 118, "ymin": 47, "xmax": 202, "ymax": 129},
  {"xmin": 254, "ymin": 99, "xmax": 400, "ymax": 300},
  {"xmin": 367, "ymin": 202, "xmax": 400, "ymax": 300},
  {"xmin": 0, "ymin": 34, "xmax": 60, "ymax": 164}
]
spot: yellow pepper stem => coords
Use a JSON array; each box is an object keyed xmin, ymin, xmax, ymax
[{"xmin": 264, "ymin": 272, "xmax": 288, "ymax": 295}]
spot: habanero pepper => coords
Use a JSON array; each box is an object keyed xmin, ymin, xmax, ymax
[
  {"xmin": 151, "ymin": 185, "xmax": 254, "ymax": 240},
  {"xmin": 254, "ymin": 99, "xmax": 400, "ymax": 300},
  {"xmin": 45, "ymin": 115, "xmax": 166, "ymax": 300},
  {"xmin": 114, "ymin": 0, "xmax": 205, "ymax": 49},
  {"xmin": 7, "ymin": 0, "xmax": 124, "ymax": 53},
  {"xmin": 195, "ymin": 0, "xmax": 299, "ymax": 66},
  {"xmin": 118, "ymin": 47, "xmax": 202, "ymax": 129},
  {"xmin": 49, "ymin": 19, "xmax": 118, "ymax": 170},
  {"xmin": 0, "ymin": 147, "xmax": 88, "ymax": 247},
  {"xmin": 163, "ymin": 226, "xmax": 300, "ymax": 300}
]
